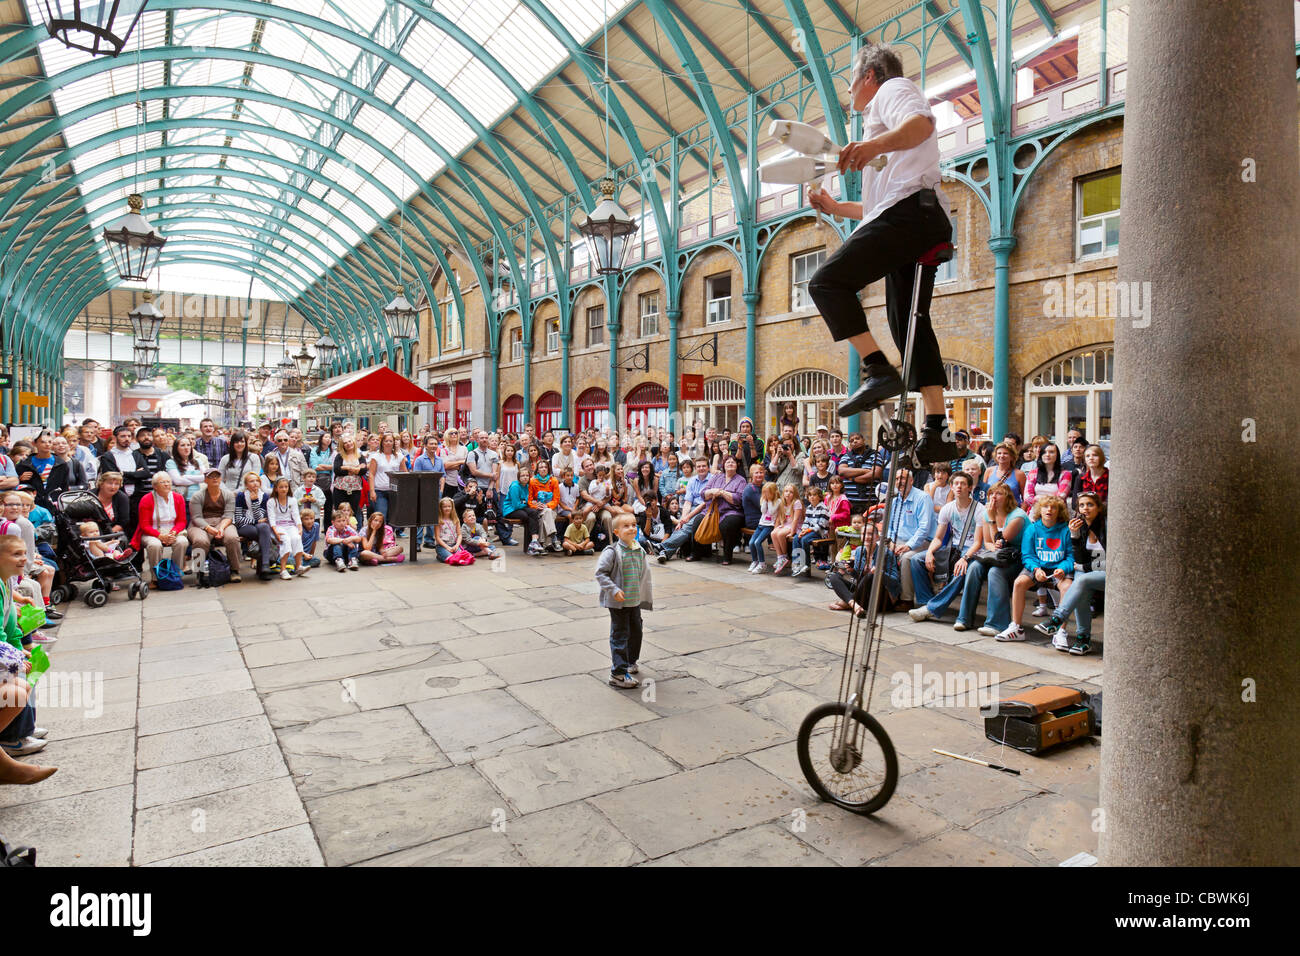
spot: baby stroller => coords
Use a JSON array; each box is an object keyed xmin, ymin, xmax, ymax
[{"xmin": 49, "ymin": 490, "xmax": 149, "ymax": 607}]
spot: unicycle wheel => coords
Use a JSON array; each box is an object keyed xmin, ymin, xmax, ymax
[
  {"xmin": 797, "ymin": 701, "xmax": 898, "ymax": 815},
  {"xmin": 877, "ymin": 419, "xmax": 916, "ymax": 452}
]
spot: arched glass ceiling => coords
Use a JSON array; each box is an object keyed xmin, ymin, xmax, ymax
[{"xmin": 24, "ymin": 0, "xmax": 636, "ymax": 294}]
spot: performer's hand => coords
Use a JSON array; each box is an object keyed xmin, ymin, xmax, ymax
[
  {"xmin": 808, "ymin": 185, "xmax": 835, "ymax": 215},
  {"xmin": 838, "ymin": 140, "xmax": 882, "ymax": 174}
]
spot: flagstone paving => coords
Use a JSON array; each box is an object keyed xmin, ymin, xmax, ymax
[{"xmin": 1, "ymin": 549, "xmax": 1102, "ymax": 866}]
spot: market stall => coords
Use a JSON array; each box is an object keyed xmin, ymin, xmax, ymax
[{"xmin": 296, "ymin": 364, "xmax": 438, "ymax": 433}]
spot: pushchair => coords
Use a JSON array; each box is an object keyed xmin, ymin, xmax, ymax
[{"xmin": 49, "ymin": 490, "xmax": 149, "ymax": 607}]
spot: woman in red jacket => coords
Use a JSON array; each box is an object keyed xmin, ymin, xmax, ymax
[{"xmin": 132, "ymin": 472, "xmax": 191, "ymax": 587}]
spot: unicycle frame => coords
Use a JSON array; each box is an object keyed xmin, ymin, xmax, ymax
[{"xmin": 830, "ymin": 257, "xmax": 929, "ymax": 759}]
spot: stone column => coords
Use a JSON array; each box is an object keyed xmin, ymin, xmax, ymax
[{"xmin": 1100, "ymin": 0, "xmax": 1299, "ymax": 865}]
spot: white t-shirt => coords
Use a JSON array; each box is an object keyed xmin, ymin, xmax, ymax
[
  {"xmin": 371, "ymin": 453, "xmax": 403, "ymax": 492},
  {"xmin": 938, "ymin": 499, "xmax": 984, "ymax": 550},
  {"xmin": 855, "ymin": 76, "xmax": 949, "ymax": 230},
  {"xmin": 268, "ymin": 496, "xmax": 300, "ymax": 528}
]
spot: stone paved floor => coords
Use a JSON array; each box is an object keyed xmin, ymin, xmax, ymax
[{"xmin": 0, "ymin": 549, "xmax": 1102, "ymax": 866}]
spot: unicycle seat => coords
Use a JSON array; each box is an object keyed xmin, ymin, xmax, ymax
[{"xmin": 918, "ymin": 242, "xmax": 954, "ymax": 267}]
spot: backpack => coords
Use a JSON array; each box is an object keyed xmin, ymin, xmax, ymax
[
  {"xmin": 154, "ymin": 558, "xmax": 185, "ymax": 591},
  {"xmin": 445, "ymin": 547, "xmax": 475, "ymax": 566},
  {"xmin": 206, "ymin": 548, "xmax": 232, "ymax": 587}
]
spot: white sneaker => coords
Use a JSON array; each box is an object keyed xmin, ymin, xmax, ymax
[
  {"xmin": 754, "ymin": 562, "xmax": 768, "ymax": 573},
  {"xmin": 746, "ymin": 561, "xmax": 759, "ymax": 573},
  {"xmin": 1032, "ymin": 604, "xmax": 1050, "ymax": 617},
  {"xmin": 280, "ymin": 568, "xmax": 292, "ymax": 580},
  {"xmin": 995, "ymin": 624, "xmax": 1027, "ymax": 642},
  {"xmin": 1, "ymin": 736, "xmax": 47, "ymax": 756},
  {"xmin": 908, "ymin": 606, "xmax": 933, "ymax": 622},
  {"xmin": 335, "ymin": 558, "xmax": 346, "ymax": 572},
  {"xmin": 977, "ymin": 625, "xmax": 999, "ymax": 636},
  {"xmin": 1052, "ymin": 630, "xmax": 1071, "ymax": 651},
  {"xmin": 953, "ymin": 621, "xmax": 969, "ymax": 632}
]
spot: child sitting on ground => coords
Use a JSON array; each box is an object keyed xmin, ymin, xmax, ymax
[
  {"xmin": 562, "ymin": 514, "xmax": 594, "ymax": 555},
  {"xmin": 359, "ymin": 510, "xmax": 406, "ymax": 565},
  {"xmin": 325, "ymin": 509, "xmax": 363, "ymax": 571},
  {"xmin": 299, "ymin": 509, "xmax": 321, "ymax": 566},
  {"xmin": 459, "ymin": 508, "xmax": 499, "ymax": 560},
  {"xmin": 433, "ymin": 497, "xmax": 465, "ymax": 563}
]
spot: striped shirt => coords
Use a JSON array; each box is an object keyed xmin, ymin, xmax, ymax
[{"xmin": 617, "ymin": 541, "xmax": 646, "ymax": 605}]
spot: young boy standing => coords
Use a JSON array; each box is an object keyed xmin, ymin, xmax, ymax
[{"xmin": 594, "ymin": 513, "xmax": 653, "ymax": 689}]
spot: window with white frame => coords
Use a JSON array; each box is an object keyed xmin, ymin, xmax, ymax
[
  {"xmin": 706, "ymin": 273, "xmax": 731, "ymax": 325},
  {"xmin": 587, "ymin": 306, "xmax": 605, "ymax": 347},
  {"xmin": 639, "ymin": 292, "xmax": 660, "ymax": 337},
  {"xmin": 546, "ymin": 318, "xmax": 560, "ymax": 354},
  {"xmin": 509, "ymin": 327, "xmax": 522, "ymax": 362},
  {"xmin": 442, "ymin": 300, "xmax": 460, "ymax": 350},
  {"xmin": 1076, "ymin": 170, "xmax": 1121, "ymax": 259},
  {"xmin": 791, "ymin": 249, "xmax": 824, "ymax": 309}
]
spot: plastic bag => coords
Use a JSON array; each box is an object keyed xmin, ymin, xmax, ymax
[
  {"xmin": 16, "ymin": 603, "xmax": 45, "ymax": 636},
  {"xmin": 25, "ymin": 644, "xmax": 51, "ymax": 688}
]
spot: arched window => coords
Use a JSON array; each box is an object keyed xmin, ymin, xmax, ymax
[
  {"xmin": 502, "ymin": 394, "xmax": 523, "ymax": 434},
  {"xmin": 765, "ymin": 369, "xmax": 847, "ymax": 438},
  {"xmin": 575, "ymin": 387, "xmax": 610, "ymax": 433},
  {"xmin": 1025, "ymin": 345, "xmax": 1114, "ymax": 451},
  {"xmin": 685, "ymin": 377, "xmax": 745, "ymax": 435},
  {"xmin": 625, "ymin": 382, "xmax": 669, "ymax": 435},
  {"xmin": 942, "ymin": 359, "xmax": 994, "ymax": 439},
  {"xmin": 535, "ymin": 391, "xmax": 562, "ymax": 433}
]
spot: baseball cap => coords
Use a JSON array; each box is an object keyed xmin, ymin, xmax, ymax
[{"xmin": 204, "ymin": 467, "xmax": 222, "ymax": 477}]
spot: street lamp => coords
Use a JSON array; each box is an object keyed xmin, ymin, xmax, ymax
[
  {"xmin": 127, "ymin": 289, "xmax": 165, "ymax": 341},
  {"xmin": 102, "ymin": 194, "xmax": 166, "ymax": 282},
  {"xmin": 38, "ymin": 0, "xmax": 150, "ymax": 57},
  {"xmin": 313, "ymin": 334, "xmax": 337, "ymax": 371},
  {"xmin": 293, "ymin": 345, "xmax": 315, "ymax": 379},
  {"xmin": 132, "ymin": 340, "xmax": 158, "ymax": 380},
  {"xmin": 383, "ymin": 292, "xmax": 418, "ymax": 342},
  {"xmin": 577, "ymin": 178, "xmax": 638, "ymax": 275}
]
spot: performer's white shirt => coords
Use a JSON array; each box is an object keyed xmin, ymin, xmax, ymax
[{"xmin": 854, "ymin": 76, "xmax": 951, "ymax": 231}]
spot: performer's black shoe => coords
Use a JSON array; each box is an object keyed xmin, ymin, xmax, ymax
[
  {"xmin": 915, "ymin": 425, "xmax": 960, "ymax": 465},
  {"xmin": 838, "ymin": 363, "xmax": 904, "ymax": 417}
]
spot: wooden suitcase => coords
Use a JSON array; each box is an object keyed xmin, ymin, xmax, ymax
[{"xmin": 981, "ymin": 685, "xmax": 1095, "ymax": 754}]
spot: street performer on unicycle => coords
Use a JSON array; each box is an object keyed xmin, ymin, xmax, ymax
[
  {"xmin": 808, "ymin": 42, "xmax": 957, "ymax": 467},
  {"xmin": 796, "ymin": 43, "xmax": 959, "ymax": 814}
]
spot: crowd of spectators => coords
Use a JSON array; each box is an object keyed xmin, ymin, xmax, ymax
[{"xmin": 0, "ymin": 411, "xmax": 1110, "ymax": 771}]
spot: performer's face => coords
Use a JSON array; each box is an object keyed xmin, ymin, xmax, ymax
[{"xmin": 849, "ymin": 69, "xmax": 881, "ymax": 112}]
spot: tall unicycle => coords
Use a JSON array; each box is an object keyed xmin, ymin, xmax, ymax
[{"xmin": 796, "ymin": 239, "xmax": 954, "ymax": 814}]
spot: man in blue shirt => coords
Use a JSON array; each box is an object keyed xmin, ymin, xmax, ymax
[
  {"xmin": 194, "ymin": 418, "xmax": 229, "ymax": 467},
  {"xmin": 881, "ymin": 468, "xmax": 934, "ymax": 608},
  {"xmin": 656, "ymin": 455, "xmax": 711, "ymax": 562},
  {"xmin": 412, "ymin": 435, "xmax": 446, "ymax": 548}
]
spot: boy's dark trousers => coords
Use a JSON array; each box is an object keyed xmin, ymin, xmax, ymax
[{"xmin": 608, "ymin": 606, "xmax": 643, "ymax": 676}]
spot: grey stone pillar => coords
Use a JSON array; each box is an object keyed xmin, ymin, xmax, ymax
[{"xmin": 1101, "ymin": 0, "xmax": 1299, "ymax": 864}]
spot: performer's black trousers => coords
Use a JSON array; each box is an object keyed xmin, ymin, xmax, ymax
[{"xmin": 808, "ymin": 188, "xmax": 952, "ymax": 391}]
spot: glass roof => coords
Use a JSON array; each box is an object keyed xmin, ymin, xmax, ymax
[{"xmin": 26, "ymin": 0, "xmax": 636, "ymax": 299}]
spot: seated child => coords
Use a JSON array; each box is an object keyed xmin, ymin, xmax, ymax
[
  {"xmin": 80, "ymin": 520, "xmax": 126, "ymax": 560},
  {"xmin": 561, "ymin": 514, "xmax": 594, "ymax": 555},
  {"xmin": 324, "ymin": 509, "xmax": 363, "ymax": 571},
  {"xmin": 359, "ymin": 511, "xmax": 406, "ymax": 565},
  {"xmin": 459, "ymin": 508, "xmax": 499, "ymax": 560},
  {"xmin": 642, "ymin": 498, "xmax": 667, "ymax": 551},
  {"xmin": 299, "ymin": 509, "xmax": 321, "ymax": 566},
  {"xmin": 795, "ymin": 486, "xmax": 830, "ymax": 574}
]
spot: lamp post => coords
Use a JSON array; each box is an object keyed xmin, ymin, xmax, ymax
[
  {"xmin": 127, "ymin": 289, "xmax": 165, "ymax": 341},
  {"xmin": 314, "ymin": 334, "xmax": 337, "ymax": 374},
  {"xmin": 132, "ymin": 340, "xmax": 158, "ymax": 380},
  {"xmin": 102, "ymin": 194, "xmax": 166, "ymax": 282},
  {"xmin": 577, "ymin": 178, "xmax": 638, "ymax": 275}
]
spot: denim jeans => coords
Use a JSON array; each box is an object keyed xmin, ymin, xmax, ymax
[
  {"xmin": 912, "ymin": 552, "xmax": 969, "ymax": 618},
  {"xmin": 748, "ymin": 525, "xmax": 773, "ymax": 563},
  {"xmin": 325, "ymin": 542, "xmax": 354, "ymax": 563},
  {"xmin": 608, "ymin": 606, "xmax": 643, "ymax": 676},
  {"xmin": 373, "ymin": 490, "xmax": 391, "ymax": 523},
  {"xmin": 1056, "ymin": 570, "xmax": 1106, "ymax": 636},
  {"xmin": 660, "ymin": 512, "xmax": 701, "ymax": 557},
  {"xmin": 0, "ymin": 701, "xmax": 35, "ymax": 745},
  {"xmin": 434, "ymin": 544, "xmax": 454, "ymax": 562},
  {"xmin": 957, "ymin": 559, "xmax": 1018, "ymax": 630}
]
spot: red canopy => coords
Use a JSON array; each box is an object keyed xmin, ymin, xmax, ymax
[{"xmin": 302, "ymin": 364, "xmax": 437, "ymax": 404}]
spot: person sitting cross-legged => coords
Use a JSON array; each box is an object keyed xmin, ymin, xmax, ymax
[{"xmin": 996, "ymin": 494, "xmax": 1074, "ymax": 642}]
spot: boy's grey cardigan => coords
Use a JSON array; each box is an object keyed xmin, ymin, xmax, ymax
[{"xmin": 594, "ymin": 543, "xmax": 654, "ymax": 610}]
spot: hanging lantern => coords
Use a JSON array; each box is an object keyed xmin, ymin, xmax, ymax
[
  {"xmin": 293, "ymin": 345, "xmax": 315, "ymax": 379},
  {"xmin": 577, "ymin": 178, "xmax": 638, "ymax": 275},
  {"xmin": 314, "ymin": 333, "xmax": 337, "ymax": 370},
  {"xmin": 39, "ymin": 0, "xmax": 150, "ymax": 57},
  {"xmin": 383, "ymin": 292, "xmax": 418, "ymax": 341},
  {"xmin": 127, "ymin": 289, "xmax": 165, "ymax": 341},
  {"xmin": 276, "ymin": 352, "xmax": 295, "ymax": 382},
  {"xmin": 102, "ymin": 193, "xmax": 166, "ymax": 281},
  {"xmin": 132, "ymin": 339, "xmax": 158, "ymax": 379},
  {"xmin": 248, "ymin": 367, "xmax": 271, "ymax": 390}
]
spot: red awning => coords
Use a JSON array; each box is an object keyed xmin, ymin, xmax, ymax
[{"xmin": 302, "ymin": 364, "xmax": 437, "ymax": 404}]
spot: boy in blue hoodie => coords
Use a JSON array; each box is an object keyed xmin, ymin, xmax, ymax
[{"xmin": 996, "ymin": 495, "xmax": 1074, "ymax": 641}]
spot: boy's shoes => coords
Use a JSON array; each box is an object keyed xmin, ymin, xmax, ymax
[
  {"xmin": 628, "ymin": 664, "xmax": 639, "ymax": 675},
  {"xmin": 657, "ymin": 553, "xmax": 669, "ymax": 564},
  {"xmin": 335, "ymin": 559, "xmax": 347, "ymax": 572},
  {"xmin": 582, "ymin": 548, "xmax": 595, "ymax": 555},
  {"xmin": 608, "ymin": 673, "xmax": 639, "ymax": 689},
  {"xmin": 348, "ymin": 558, "xmax": 359, "ymax": 570},
  {"xmin": 1033, "ymin": 617, "xmax": 1064, "ymax": 637},
  {"xmin": 550, "ymin": 534, "xmax": 562, "ymax": 551},
  {"xmin": 1069, "ymin": 637, "xmax": 1092, "ymax": 656},
  {"xmin": 1, "ymin": 736, "xmax": 47, "ymax": 756}
]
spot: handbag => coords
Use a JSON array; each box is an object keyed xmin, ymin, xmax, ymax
[
  {"xmin": 933, "ymin": 500, "xmax": 980, "ymax": 584},
  {"xmin": 446, "ymin": 547, "xmax": 475, "ymax": 566},
  {"xmin": 693, "ymin": 501, "xmax": 722, "ymax": 545},
  {"xmin": 975, "ymin": 546, "xmax": 1018, "ymax": 568},
  {"xmin": 206, "ymin": 548, "xmax": 232, "ymax": 587},
  {"xmin": 154, "ymin": 558, "xmax": 185, "ymax": 590}
]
